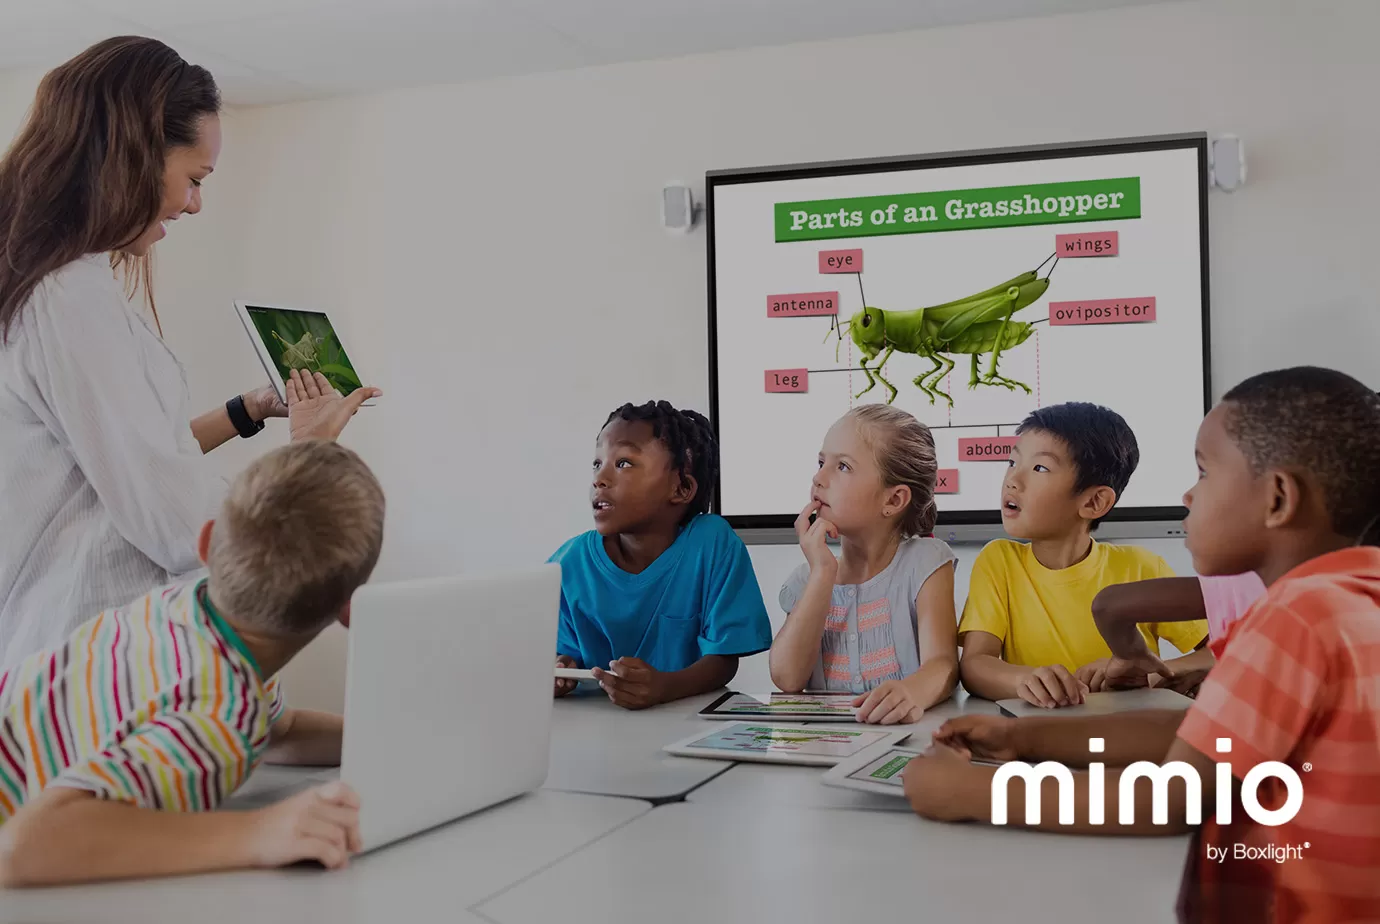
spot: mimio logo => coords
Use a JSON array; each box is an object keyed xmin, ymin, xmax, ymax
[{"xmin": 991, "ymin": 737, "xmax": 1305, "ymax": 826}]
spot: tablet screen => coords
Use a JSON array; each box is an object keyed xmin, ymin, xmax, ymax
[
  {"xmin": 244, "ymin": 305, "xmax": 363, "ymax": 397},
  {"xmin": 685, "ymin": 724, "xmax": 895, "ymax": 759},
  {"xmin": 702, "ymin": 692, "xmax": 858, "ymax": 719},
  {"xmin": 844, "ymin": 748, "xmax": 921, "ymax": 787}
]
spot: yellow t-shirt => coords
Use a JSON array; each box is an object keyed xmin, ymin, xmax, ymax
[{"xmin": 958, "ymin": 539, "xmax": 1208, "ymax": 671}]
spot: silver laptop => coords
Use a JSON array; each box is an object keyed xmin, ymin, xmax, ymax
[
  {"xmin": 231, "ymin": 565, "xmax": 562, "ymax": 852},
  {"xmin": 341, "ymin": 564, "xmax": 561, "ymax": 851},
  {"xmin": 997, "ymin": 687, "xmax": 1194, "ymax": 719}
]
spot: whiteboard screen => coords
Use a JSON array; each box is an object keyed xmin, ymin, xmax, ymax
[{"xmin": 706, "ymin": 135, "xmax": 1211, "ymax": 529}]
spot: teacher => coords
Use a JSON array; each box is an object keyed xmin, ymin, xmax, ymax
[{"xmin": 0, "ymin": 37, "xmax": 380, "ymax": 670}]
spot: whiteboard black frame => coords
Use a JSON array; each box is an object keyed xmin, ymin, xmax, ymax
[{"xmin": 705, "ymin": 133, "xmax": 1212, "ymax": 535}]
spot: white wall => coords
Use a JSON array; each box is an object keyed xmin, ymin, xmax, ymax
[
  {"xmin": 0, "ymin": 70, "xmax": 40, "ymax": 145},
  {"xmin": 5, "ymin": 0, "xmax": 1375, "ymax": 706}
]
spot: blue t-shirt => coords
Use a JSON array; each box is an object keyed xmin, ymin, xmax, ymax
[{"xmin": 548, "ymin": 514, "xmax": 772, "ymax": 672}]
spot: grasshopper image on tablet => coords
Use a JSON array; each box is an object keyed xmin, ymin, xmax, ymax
[
  {"xmin": 828, "ymin": 254, "xmax": 1057, "ymax": 406},
  {"xmin": 272, "ymin": 330, "xmax": 325, "ymax": 373}
]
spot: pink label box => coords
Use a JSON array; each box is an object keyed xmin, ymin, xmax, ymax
[
  {"xmin": 765, "ymin": 369, "xmax": 808, "ymax": 393},
  {"xmin": 957, "ymin": 436, "xmax": 1018, "ymax": 462},
  {"xmin": 1048, "ymin": 298, "xmax": 1156, "ymax": 326},
  {"xmin": 935, "ymin": 469, "xmax": 959, "ymax": 494},
  {"xmin": 818, "ymin": 249, "xmax": 863, "ymax": 274},
  {"xmin": 1055, "ymin": 231, "xmax": 1118, "ymax": 257},
  {"xmin": 767, "ymin": 292, "xmax": 839, "ymax": 318}
]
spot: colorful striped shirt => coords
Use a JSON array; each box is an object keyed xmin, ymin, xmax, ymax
[
  {"xmin": 0, "ymin": 578, "xmax": 283, "ymax": 823},
  {"xmin": 1176, "ymin": 548, "xmax": 1380, "ymax": 922}
]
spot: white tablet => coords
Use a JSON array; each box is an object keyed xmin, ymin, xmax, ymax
[
  {"xmin": 234, "ymin": 301, "xmax": 373, "ymax": 406},
  {"xmin": 996, "ymin": 687, "xmax": 1194, "ymax": 719},
  {"xmin": 699, "ymin": 691, "xmax": 859, "ymax": 723},
  {"xmin": 554, "ymin": 668, "xmax": 598, "ymax": 681},
  {"xmin": 823, "ymin": 746, "xmax": 1009, "ymax": 798},
  {"xmin": 821, "ymin": 745, "xmax": 925, "ymax": 797},
  {"xmin": 664, "ymin": 722, "xmax": 911, "ymax": 767}
]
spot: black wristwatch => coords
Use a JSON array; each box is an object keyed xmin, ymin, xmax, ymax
[{"xmin": 226, "ymin": 394, "xmax": 265, "ymax": 439}]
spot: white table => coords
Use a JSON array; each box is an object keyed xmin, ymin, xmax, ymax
[
  {"xmin": 544, "ymin": 688, "xmax": 734, "ymax": 802},
  {"xmin": 477, "ymin": 802, "xmax": 1191, "ymax": 924},
  {"xmin": 0, "ymin": 790, "xmax": 649, "ymax": 924},
  {"xmin": 234, "ymin": 687, "xmax": 736, "ymax": 809},
  {"xmin": 686, "ymin": 693, "xmax": 1003, "ymax": 812}
]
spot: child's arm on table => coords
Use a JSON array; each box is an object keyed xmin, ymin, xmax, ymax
[
  {"xmin": 959, "ymin": 631, "xmax": 1087, "ymax": 708},
  {"xmin": 933, "ymin": 709, "xmax": 1186, "ymax": 767},
  {"xmin": 264, "ymin": 708, "xmax": 344, "ymax": 766},
  {"xmin": 854, "ymin": 563, "xmax": 958, "ymax": 724},
  {"xmin": 0, "ymin": 783, "xmax": 361, "ymax": 887},
  {"xmin": 0, "ymin": 717, "xmax": 362, "ymax": 889},
  {"xmin": 0, "ymin": 783, "xmax": 360, "ymax": 887},
  {"xmin": 594, "ymin": 655, "xmax": 737, "ymax": 709},
  {"xmin": 770, "ymin": 501, "xmax": 839, "ymax": 693},
  {"xmin": 903, "ymin": 734, "xmax": 1216, "ymax": 836}
]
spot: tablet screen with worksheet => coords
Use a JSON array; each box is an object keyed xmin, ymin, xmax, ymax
[
  {"xmin": 699, "ymin": 691, "xmax": 859, "ymax": 722},
  {"xmin": 822, "ymin": 746, "xmax": 1006, "ymax": 797},
  {"xmin": 664, "ymin": 723, "xmax": 910, "ymax": 767}
]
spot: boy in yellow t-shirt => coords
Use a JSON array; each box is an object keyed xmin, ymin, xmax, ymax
[{"xmin": 958, "ymin": 402, "xmax": 1208, "ymax": 708}]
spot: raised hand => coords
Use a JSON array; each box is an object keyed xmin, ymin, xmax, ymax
[{"xmin": 287, "ymin": 369, "xmax": 381, "ymax": 443}]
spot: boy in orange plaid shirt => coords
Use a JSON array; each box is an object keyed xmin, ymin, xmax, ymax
[{"xmin": 904, "ymin": 367, "xmax": 1380, "ymax": 923}]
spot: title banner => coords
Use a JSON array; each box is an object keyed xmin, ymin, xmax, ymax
[{"xmin": 774, "ymin": 177, "xmax": 1141, "ymax": 243}]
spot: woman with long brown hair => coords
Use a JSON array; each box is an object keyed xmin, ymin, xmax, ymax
[{"xmin": 0, "ymin": 37, "xmax": 380, "ymax": 670}]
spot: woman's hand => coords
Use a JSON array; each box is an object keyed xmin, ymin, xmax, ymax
[
  {"xmin": 287, "ymin": 370, "xmax": 381, "ymax": 443},
  {"xmin": 242, "ymin": 385, "xmax": 288, "ymax": 422}
]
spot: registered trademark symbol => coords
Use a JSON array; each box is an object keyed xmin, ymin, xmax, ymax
[
  {"xmin": 1304, "ymin": 842, "xmax": 1311, "ymax": 849},
  {"xmin": 1302, "ymin": 762, "xmax": 1313, "ymax": 772}
]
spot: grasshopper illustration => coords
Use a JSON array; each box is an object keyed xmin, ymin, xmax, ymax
[
  {"xmin": 830, "ymin": 255, "xmax": 1056, "ymax": 406},
  {"xmin": 271, "ymin": 330, "xmax": 324, "ymax": 372}
]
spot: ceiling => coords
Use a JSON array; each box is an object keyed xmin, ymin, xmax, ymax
[{"xmin": 1, "ymin": 0, "xmax": 1175, "ymax": 105}]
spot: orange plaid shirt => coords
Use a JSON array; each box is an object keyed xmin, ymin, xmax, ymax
[{"xmin": 1175, "ymin": 547, "xmax": 1380, "ymax": 923}]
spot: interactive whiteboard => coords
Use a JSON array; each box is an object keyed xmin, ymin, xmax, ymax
[{"xmin": 706, "ymin": 134, "xmax": 1211, "ymax": 534}]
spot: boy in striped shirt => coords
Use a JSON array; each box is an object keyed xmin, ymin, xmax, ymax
[
  {"xmin": 0, "ymin": 440, "xmax": 385, "ymax": 886},
  {"xmin": 906, "ymin": 367, "xmax": 1380, "ymax": 921}
]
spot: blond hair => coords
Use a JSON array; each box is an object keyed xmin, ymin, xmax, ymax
[
  {"xmin": 208, "ymin": 441, "xmax": 385, "ymax": 635},
  {"xmin": 847, "ymin": 404, "xmax": 939, "ymax": 539}
]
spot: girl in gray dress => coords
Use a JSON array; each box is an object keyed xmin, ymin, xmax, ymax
[{"xmin": 771, "ymin": 405, "xmax": 959, "ymax": 724}]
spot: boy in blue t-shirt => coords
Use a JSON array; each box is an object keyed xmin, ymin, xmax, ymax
[{"xmin": 550, "ymin": 400, "xmax": 771, "ymax": 709}]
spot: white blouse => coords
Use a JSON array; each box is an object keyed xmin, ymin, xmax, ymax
[{"xmin": 0, "ymin": 255, "xmax": 225, "ymax": 672}]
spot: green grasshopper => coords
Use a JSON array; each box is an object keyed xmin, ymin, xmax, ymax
[
  {"xmin": 829, "ymin": 256, "xmax": 1056, "ymax": 406},
  {"xmin": 271, "ymin": 330, "xmax": 324, "ymax": 372}
]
